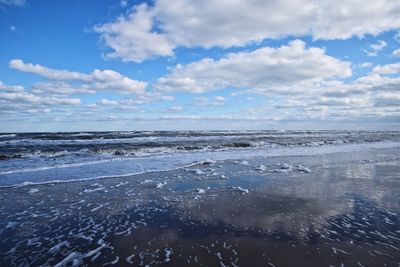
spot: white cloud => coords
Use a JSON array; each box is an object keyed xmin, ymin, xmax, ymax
[
  {"xmin": 213, "ymin": 96, "xmax": 225, "ymax": 103},
  {"xmin": 0, "ymin": 83, "xmax": 81, "ymax": 108},
  {"xmin": 120, "ymin": 0, "xmax": 128, "ymax": 7},
  {"xmin": 95, "ymin": 0, "xmax": 400, "ymax": 62},
  {"xmin": 89, "ymin": 69, "xmax": 146, "ymax": 94},
  {"xmin": 355, "ymin": 72, "xmax": 400, "ymax": 94},
  {"xmin": 10, "ymin": 59, "xmax": 90, "ymax": 81},
  {"xmin": 114, "ymin": 92, "xmax": 175, "ymax": 107},
  {"xmin": 395, "ymin": 30, "xmax": 400, "ymax": 43},
  {"xmin": 363, "ymin": 40, "xmax": 387, "ymax": 57},
  {"xmin": 156, "ymin": 40, "xmax": 351, "ymax": 94},
  {"xmin": 374, "ymin": 92, "xmax": 400, "ymax": 106},
  {"xmin": 309, "ymin": 62, "xmax": 400, "ymax": 113},
  {"xmin": 0, "ymin": 0, "xmax": 25, "ymax": 6},
  {"xmin": 0, "ymin": 80, "xmax": 24, "ymax": 93},
  {"xmin": 359, "ymin": 62, "xmax": 373, "ymax": 68},
  {"xmin": 193, "ymin": 96, "xmax": 225, "ymax": 107},
  {"xmin": 168, "ymin": 106, "xmax": 184, "ymax": 112},
  {"xmin": 156, "ymin": 76, "xmax": 205, "ymax": 93},
  {"xmin": 232, "ymin": 61, "xmax": 400, "ymax": 120},
  {"xmin": 94, "ymin": 3, "xmax": 175, "ymax": 62},
  {"xmin": 96, "ymin": 98, "xmax": 118, "ymax": 105},
  {"xmin": 31, "ymin": 81, "xmax": 96, "ymax": 95},
  {"xmin": 0, "ymin": 92, "xmax": 81, "ymax": 106},
  {"xmin": 9, "ymin": 59, "xmax": 147, "ymax": 94},
  {"xmin": 315, "ymin": 96, "xmax": 370, "ymax": 107},
  {"xmin": 319, "ymin": 63, "xmax": 400, "ymax": 97},
  {"xmin": 393, "ymin": 48, "xmax": 400, "ymax": 57},
  {"xmin": 372, "ymin": 63, "xmax": 400, "ymax": 75}
]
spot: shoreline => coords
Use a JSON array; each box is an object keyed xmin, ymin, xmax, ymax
[
  {"xmin": 1, "ymin": 141, "xmax": 400, "ymax": 188},
  {"xmin": 1, "ymin": 147, "xmax": 399, "ymax": 266}
]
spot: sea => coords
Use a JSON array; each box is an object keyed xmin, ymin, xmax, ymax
[
  {"xmin": 1, "ymin": 130, "xmax": 400, "ymax": 266},
  {"xmin": 1, "ymin": 130, "xmax": 400, "ymax": 187}
]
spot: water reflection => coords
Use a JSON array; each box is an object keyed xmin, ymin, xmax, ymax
[{"xmin": 0, "ymin": 155, "xmax": 399, "ymax": 266}]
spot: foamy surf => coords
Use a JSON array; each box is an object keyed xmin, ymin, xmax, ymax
[{"xmin": 1, "ymin": 139, "xmax": 399, "ymax": 187}]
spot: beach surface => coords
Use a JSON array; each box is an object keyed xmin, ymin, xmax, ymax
[{"xmin": 0, "ymin": 131, "xmax": 399, "ymax": 266}]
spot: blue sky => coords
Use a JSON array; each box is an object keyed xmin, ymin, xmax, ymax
[{"xmin": 1, "ymin": 0, "xmax": 400, "ymax": 132}]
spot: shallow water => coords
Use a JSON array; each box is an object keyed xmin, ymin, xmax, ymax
[
  {"xmin": 0, "ymin": 147, "xmax": 399, "ymax": 266},
  {"xmin": 1, "ymin": 130, "xmax": 400, "ymax": 187}
]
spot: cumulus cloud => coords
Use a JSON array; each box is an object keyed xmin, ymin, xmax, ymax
[
  {"xmin": 363, "ymin": 40, "xmax": 387, "ymax": 57},
  {"xmin": 314, "ymin": 62, "xmax": 400, "ymax": 112},
  {"xmin": 236, "ymin": 60, "xmax": 400, "ymax": 121},
  {"xmin": 0, "ymin": 92, "xmax": 81, "ymax": 106},
  {"xmin": 156, "ymin": 40, "xmax": 351, "ymax": 94},
  {"xmin": 372, "ymin": 63, "xmax": 400, "ymax": 75},
  {"xmin": 94, "ymin": 3, "xmax": 175, "ymax": 62},
  {"xmin": 89, "ymin": 69, "xmax": 146, "ymax": 94},
  {"xmin": 95, "ymin": 0, "xmax": 400, "ymax": 62},
  {"xmin": 0, "ymin": 80, "xmax": 24, "ymax": 93},
  {"xmin": 99, "ymin": 92, "xmax": 176, "ymax": 111},
  {"xmin": 10, "ymin": 59, "xmax": 90, "ymax": 81},
  {"xmin": 3, "ymin": 61, "xmax": 177, "ymax": 120},
  {"xmin": 9, "ymin": 59, "xmax": 147, "ymax": 94},
  {"xmin": 393, "ymin": 48, "xmax": 400, "ymax": 57},
  {"xmin": 354, "ymin": 72, "xmax": 400, "ymax": 95},
  {"xmin": 318, "ymin": 62, "xmax": 400, "ymax": 98},
  {"xmin": 0, "ymin": 81, "xmax": 81, "ymax": 113},
  {"xmin": 374, "ymin": 92, "xmax": 400, "ymax": 106},
  {"xmin": 31, "ymin": 81, "xmax": 96, "ymax": 95}
]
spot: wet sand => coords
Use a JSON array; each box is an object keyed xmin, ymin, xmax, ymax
[{"xmin": 1, "ymin": 148, "xmax": 399, "ymax": 266}]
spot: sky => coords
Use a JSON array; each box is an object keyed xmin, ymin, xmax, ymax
[{"xmin": 0, "ymin": 0, "xmax": 400, "ymax": 132}]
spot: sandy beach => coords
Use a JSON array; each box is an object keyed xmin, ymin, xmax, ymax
[
  {"xmin": 2, "ymin": 0, "xmax": 400, "ymax": 265},
  {"xmin": 1, "ymin": 145, "xmax": 399, "ymax": 266}
]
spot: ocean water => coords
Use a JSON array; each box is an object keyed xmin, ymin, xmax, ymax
[
  {"xmin": 1, "ymin": 131, "xmax": 400, "ymax": 266},
  {"xmin": 1, "ymin": 130, "xmax": 400, "ymax": 187}
]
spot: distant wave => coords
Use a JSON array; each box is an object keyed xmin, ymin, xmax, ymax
[
  {"xmin": 1, "ymin": 140, "xmax": 400, "ymax": 187},
  {"xmin": 1, "ymin": 131, "xmax": 400, "ymax": 162},
  {"xmin": 1, "ymin": 131, "xmax": 400, "ymax": 186},
  {"xmin": 0, "ymin": 141, "xmax": 269, "ymax": 161},
  {"xmin": 0, "ymin": 134, "xmax": 17, "ymax": 138}
]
